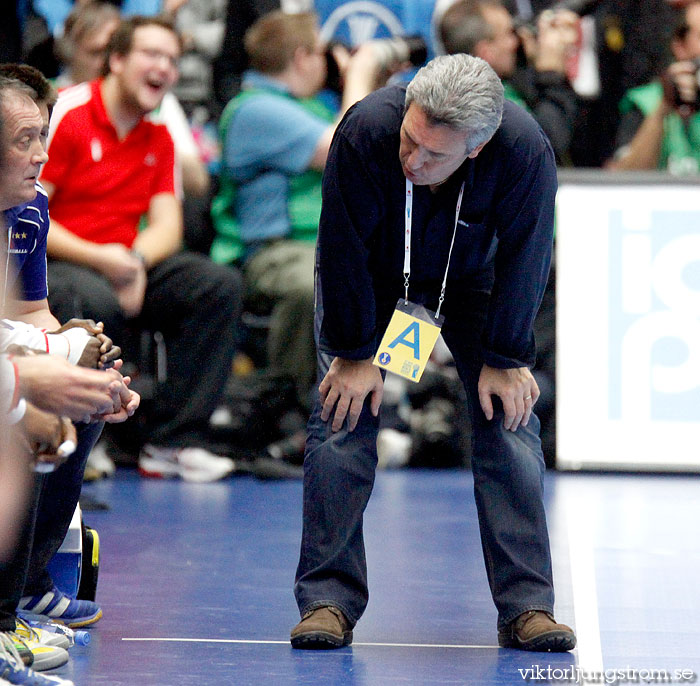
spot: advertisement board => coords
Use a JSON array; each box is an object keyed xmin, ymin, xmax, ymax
[{"xmin": 556, "ymin": 176, "xmax": 700, "ymax": 470}]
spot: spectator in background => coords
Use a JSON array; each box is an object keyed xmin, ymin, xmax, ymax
[
  {"xmin": 213, "ymin": 0, "xmax": 281, "ymax": 108},
  {"xmin": 54, "ymin": 1, "xmax": 121, "ymax": 90},
  {"xmin": 504, "ymin": 0, "xmax": 676, "ymax": 167},
  {"xmin": 608, "ymin": 0, "xmax": 700, "ymax": 172},
  {"xmin": 42, "ymin": 15, "xmax": 243, "ymax": 482},
  {"xmin": 0, "ymin": 3, "xmax": 23, "ymax": 63},
  {"xmin": 210, "ymin": 10, "xmax": 392, "ymax": 457},
  {"xmin": 103, "ymin": 0, "xmax": 226, "ymax": 114},
  {"xmin": 438, "ymin": 0, "xmax": 580, "ymax": 165},
  {"xmin": 169, "ymin": 0, "xmax": 227, "ymax": 116},
  {"xmin": 55, "ymin": 1, "xmax": 210, "ymax": 199}
]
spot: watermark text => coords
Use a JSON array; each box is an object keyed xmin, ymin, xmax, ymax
[{"xmin": 519, "ymin": 666, "xmax": 697, "ymax": 685}]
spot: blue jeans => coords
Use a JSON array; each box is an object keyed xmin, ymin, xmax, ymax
[{"xmin": 294, "ymin": 290, "xmax": 555, "ymax": 630}]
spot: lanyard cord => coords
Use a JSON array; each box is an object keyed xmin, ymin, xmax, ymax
[
  {"xmin": 404, "ymin": 179, "xmax": 465, "ymax": 319},
  {"xmin": 403, "ymin": 179, "xmax": 413, "ymax": 302}
]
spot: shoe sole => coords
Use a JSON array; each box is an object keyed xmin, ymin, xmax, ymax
[
  {"xmin": 28, "ymin": 647, "xmax": 69, "ymax": 672},
  {"xmin": 138, "ymin": 459, "xmax": 180, "ymax": 479},
  {"xmin": 64, "ymin": 608, "xmax": 102, "ymax": 629},
  {"xmin": 498, "ymin": 629, "xmax": 576, "ymax": 652},
  {"xmin": 18, "ymin": 604, "xmax": 102, "ymax": 630},
  {"xmin": 290, "ymin": 630, "xmax": 353, "ymax": 650},
  {"xmin": 138, "ymin": 459, "xmax": 234, "ymax": 483}
]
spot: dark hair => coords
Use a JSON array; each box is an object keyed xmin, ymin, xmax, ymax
[
  {"xmin": 102, "ymin": 15, "xmax": 182, "ymax": 76},
  {"xmin": 56, "ymin": 1, "xmax": 121, "ymax": 66},
  {"xmin": 244, "ymin": 11, "xmax": 318, "ymax": 74},
  {"xmin": 0, "ymin": 63, "xmax": 57, "ymax": 119},
  {"xmin": 440, "ymin": 0, "xmax": 503, "ymax": 56}
]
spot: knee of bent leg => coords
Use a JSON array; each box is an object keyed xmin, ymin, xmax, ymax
[{"xmin": 202, "ymin": 263, "xmax": 244, "ymax": 319}]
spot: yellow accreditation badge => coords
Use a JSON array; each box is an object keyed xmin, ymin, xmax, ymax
[{"xmin": 373, "ymin": 299, "xmax": 444, "ymax": 383}]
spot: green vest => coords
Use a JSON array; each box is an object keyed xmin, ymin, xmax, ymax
[
  {"xmin": 620, "ymin": 81, "xmax": 700, "ymax": 174},
  {"xmin": 210, "ymin": 88, "xmax": 334, "ymax": 265},
  {"xmin": 503, "ymin": 81, "xmax": 528, "ymax": 111}
]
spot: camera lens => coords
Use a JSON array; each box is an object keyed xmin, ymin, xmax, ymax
[{"xmin": 371, "ymin": 35, "xmax": 428, "ymax": 69}]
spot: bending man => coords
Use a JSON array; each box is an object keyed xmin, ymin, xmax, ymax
[{"xmin": 291, "ymin": 54, "xmax": 576, "ymax": 653}]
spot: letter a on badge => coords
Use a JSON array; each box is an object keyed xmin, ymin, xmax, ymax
[{"xmin": 388, "ymin": 321, "xmax": 421, "ymax": 360}]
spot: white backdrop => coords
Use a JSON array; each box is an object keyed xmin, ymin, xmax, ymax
[{"xmin": 556, "ymin": 181, "xmax": 700, "ymax": 471}]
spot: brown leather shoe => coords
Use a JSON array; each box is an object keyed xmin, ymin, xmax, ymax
[
  {"xmin": 498, "ymin": 610, "xmax": 576, "ymax": 652},
  {"xmin": 290, "ymin": 606, "xmax": 353, "ymax": 649}
]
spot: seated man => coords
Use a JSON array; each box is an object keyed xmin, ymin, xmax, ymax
[
  {"xmin": 55, "ymin": 1, "xmax": 210, "ymax": 200},
  {"xmin": 211, "ymin": 10, "xmax": 387, "ymax": 415},
  {"xmin": 0, "ymin": 70, "xmax": 136, "ymax": 686},
  {"xmin": 42, "ymin": 15, "xmax": 243, "ymax": 481}
]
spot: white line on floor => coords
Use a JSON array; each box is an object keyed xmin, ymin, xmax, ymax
[
  {"xmin": 121, "ymin": 637, "xmax": 499, "ymax": 650},
  {"xmin": 567, "ymin": 494, "xmax": 604, "ymax": 682}
]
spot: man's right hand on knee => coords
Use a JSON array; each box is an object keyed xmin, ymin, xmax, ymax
[{"xmin": 319, "ymin": 357, "xmax": 383, "ymax": 432}]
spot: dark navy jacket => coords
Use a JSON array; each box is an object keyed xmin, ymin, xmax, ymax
[{"xmin": 316, "ymin": 86, "xmax": 556, "ymax": 370}]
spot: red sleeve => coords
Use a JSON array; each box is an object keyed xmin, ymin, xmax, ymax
[
  {"xmin": 151, "ymin": 125, "xmax": 180, "ymax": 198},
  {"xmin": 41, "ymin": 116, "xmax": 75, "ymax": 190}
]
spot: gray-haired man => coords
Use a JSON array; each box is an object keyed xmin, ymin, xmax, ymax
[{"xmin": 291, "ymin": 54, "xmax": 576, "ymax": 653}]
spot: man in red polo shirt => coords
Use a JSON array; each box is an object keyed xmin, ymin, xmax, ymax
[{"xmin": 42, "ymin": 15, "xmax": 243, "ymax": 482}]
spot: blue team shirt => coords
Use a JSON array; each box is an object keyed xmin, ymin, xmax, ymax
[{"xmin": 3, "ymin": 183, "xmax": 50, "ymax": 302}]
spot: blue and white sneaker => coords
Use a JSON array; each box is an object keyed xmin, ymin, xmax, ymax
[
  {"xmin": 18, "ymin": 589, "xmax": 102, "ymax": 629},
  {"xmin": 3, "ymin": 631, "xmax": 67, "ymax": 673},
  {"xmin": 0, "ymin": 633, "xmax": 73, "ymax": 685}
]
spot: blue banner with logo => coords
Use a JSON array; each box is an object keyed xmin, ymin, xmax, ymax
[{"xmin": 315, "ymin": 0, "xmax": 439, "ymax": 57}]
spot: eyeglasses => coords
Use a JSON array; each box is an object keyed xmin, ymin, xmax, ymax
[{"xmin": 132, "ymin": 47, "xmax": 179, "ymax": 69}]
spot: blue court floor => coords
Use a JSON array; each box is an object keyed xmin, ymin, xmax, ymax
[{"xmin": 49, "ymin": 468, "xmax": 700, "ymax": 686}]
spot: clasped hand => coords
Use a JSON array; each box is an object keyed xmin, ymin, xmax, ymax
[{"xmin": 51, "ymin": 318, "xmax": 122, "ymax": 369}]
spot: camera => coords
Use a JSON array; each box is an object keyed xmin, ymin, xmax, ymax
[
  {"xmin": 514, "ymin": 0, "xmax": 600, "ymax": 36},
  {"xmin": 673, "ymin": 56, "xmax": 700, "ymax": 111},
  {"xmin": 324, "ymin": 35, "xmax": 428, "ymax": 93},
  {"xmin": 369, "ymin": 35, "xmax": 428, "ymax": 69}
]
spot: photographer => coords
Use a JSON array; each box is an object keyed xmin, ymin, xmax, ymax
[
  {"xmin": 608, "ymin": 1, "xmax": 700, "ymax": 172},
  {"xmin": 211, "ymin": 11, "xmax": 399, "ymax": 440},
  {"xmin": 438, "ymin": 0, "xmax": 580, "ymax": 165}
]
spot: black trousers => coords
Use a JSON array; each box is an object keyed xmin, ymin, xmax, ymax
[{"xmin": 48, "ymin": 251, "xmax": 243, "ymax": 448}]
